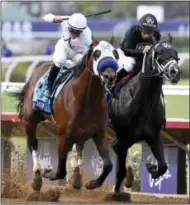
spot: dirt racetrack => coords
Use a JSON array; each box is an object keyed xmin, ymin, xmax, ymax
[
  {"xmin": 1, "ymin": 183, "xmax": 189, "ymax": 204},
  {"xmin": 1, "ymin": 131, "xmax": 189, "ymax": 204}
]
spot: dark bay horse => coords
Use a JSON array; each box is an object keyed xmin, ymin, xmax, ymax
[
  {"xmin": 13, "ymin": 37, "xmax": 120, "ymax": 191},
  {"xmin": 108, "ymin": 35, "xmax": 181, "ymax": 192}
]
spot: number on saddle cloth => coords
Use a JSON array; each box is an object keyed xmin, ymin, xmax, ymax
[{"xmin": 32, "ymin": 67, "xmax": 74, "ymax": 115}]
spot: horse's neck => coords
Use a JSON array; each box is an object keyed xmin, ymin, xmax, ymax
[
  {"xmin": 76, "ymin": 68, "xmax": 105, "ymax": 106},
  {"xmin": 137, "ymin": 65, "xmax": 163, "ymax": 104},
  {"xmin": 140, "ymin": 75, "xmax": 162, "ymax": 97}
]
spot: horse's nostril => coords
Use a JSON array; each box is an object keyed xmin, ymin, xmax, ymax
[
  {"xmin": 104, "ymin": 74, "xmax": 109, "ymax": 79},
  {"xmin": 171, "ymin": 69, "xmax": 177, "ymax": 74}
]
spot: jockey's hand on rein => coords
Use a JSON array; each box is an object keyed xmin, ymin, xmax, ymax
[
  {"xmin": 53, "ymin": 16, "xmax": 63, "ymax": 23},
  {"xmin": 142, "ymin": 45, "xmax": 152, "ymax": 54}
]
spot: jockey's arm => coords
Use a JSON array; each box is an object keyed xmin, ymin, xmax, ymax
[
  {"xmin": 43, "ymin": 13, "xmax": 70, "ymax": 23},
  {"xmin": 120, "ymin": 26, "xmax": 144, "ymax": 58}
]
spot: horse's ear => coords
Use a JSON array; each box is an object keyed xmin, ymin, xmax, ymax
[
  {"xmin": 168, "ymin": 33, "xmax": 173, "ymax": 44},
  {"xmin": 92, "ymin": 36, "xmax": 99, "ymax": 46},
  {"xmin": 109, "ymin": 33, "xmax": 114, "ymax": 45},
  {"xmin": 85, "ymin": 45, "xmax": 93, "ymax": 64}
]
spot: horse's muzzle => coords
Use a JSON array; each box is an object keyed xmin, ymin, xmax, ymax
[
  {"xmin": 168, "ymin": 65, "xmax": 181, "ymax": 84},
  {"xmin": 101, "ymin": 68, "xmax": 117, "ymax": 89}
]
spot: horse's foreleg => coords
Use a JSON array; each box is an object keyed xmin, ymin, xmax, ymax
[
  {"xmin": 85, "ymin": 133, "xmax": 113, "ymax": 190},
  {"xmin": 75, "ymin": 142, "xmax": 84, "ymax": 166},
  {"xmin": 24, "ymin": 117, "xmax": 42, "ymax": 191},
  {"xmin": 67, "ymin": 143, "xmax": 84, "ymax": 189},
  {"xmin": 43, "ymin": 136, "xmax": 73, "ymax": 181},
  {"xmin": 114, "ymin": 142, "xmax": 127, "ymax": 193},
  {"xmin": 146, "ymin": 138, "xmax": 168, "ymax": 179}
]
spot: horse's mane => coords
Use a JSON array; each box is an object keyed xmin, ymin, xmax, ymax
[{"xmin": 73, "ymin": 44, "xmax": 94, "ymax": 78}]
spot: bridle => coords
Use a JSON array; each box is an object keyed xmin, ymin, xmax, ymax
[{"xmin": 142, "ymin": 43, "xmax": 177, "ymax": 79}]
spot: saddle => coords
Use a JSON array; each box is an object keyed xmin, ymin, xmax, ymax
[{"xmin": 32, "ymin": 66, "xmax": 74, "ymax": 115}]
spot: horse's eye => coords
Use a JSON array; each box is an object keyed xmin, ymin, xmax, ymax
[
  {"xmin": 113, "ymin": 50, "xmax": 119, "ymax": 60},
  {"xmin": 93, "ymin": 50, "xmax": 101, "ymax": 60}
]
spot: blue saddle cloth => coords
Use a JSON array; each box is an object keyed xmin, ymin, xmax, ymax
[{"xmin": 32, "ymin": 67, "xmax": 74, "ymax": 115}]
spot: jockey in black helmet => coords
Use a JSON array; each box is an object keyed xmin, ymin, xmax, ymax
[
  {"xmin": 119, "ymin": 13, "xmax": 161, "ymax": 72},
  {"xmin": 111, "ymin": 14, "xmax": 162, "ymax": 153}
]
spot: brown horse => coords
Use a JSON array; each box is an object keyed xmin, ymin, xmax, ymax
[{"xmin": 14, "ymin": 37, "xmax": 120, "ymax": 191}]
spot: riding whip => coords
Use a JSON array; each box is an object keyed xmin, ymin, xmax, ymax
[{"xmin": 62, "ymin": 10, "xmax": 112, "ymax": 20}]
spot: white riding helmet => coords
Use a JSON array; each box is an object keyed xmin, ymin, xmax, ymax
[{"xmin": 67, "ymin": 13, "xmax": 87, "ymax": 31}]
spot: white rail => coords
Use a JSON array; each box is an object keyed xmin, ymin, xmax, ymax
[
  {"xmin": 1, "ymin": 82, "xmax": 189, "ymax": 96},
  {"xmin": 2, "ymin": 55, "xmax": 53, "ymax": 83},
  {"xmin": 1, "ymin": 53, "xmax": 189, "ymax": 83},
  {"xmin": 1, "ymin": 53, "xmax": 189, "ymax": 95}
]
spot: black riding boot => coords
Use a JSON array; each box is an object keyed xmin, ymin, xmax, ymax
[{"xmin": 45, "ymin": 64, "xmax": 60, "ymax": 97}]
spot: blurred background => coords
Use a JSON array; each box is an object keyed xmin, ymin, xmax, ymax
[{"xmin": 1, "ymin": 1, "xmax": 189, "ymax": 81}]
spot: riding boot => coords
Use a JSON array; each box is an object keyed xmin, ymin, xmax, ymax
[{"xmin": 45, "ymin": 64, "xmax": 60, "ymax": 97}]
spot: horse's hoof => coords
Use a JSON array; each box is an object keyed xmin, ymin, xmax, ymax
[
  {"xmin": 72, "ymin": 183, "xmax": 82, "ymax": 190},
  {"xmin": 42, "ymin": 168, "xmax": 52, "ymax": 177},
  {"xmin": 146, "ymin": 163, "xmax": 166, "ymax": 179},
  {"xmin": 158, "ymin": 165, "xmax": 168, "ymax": 175},
  {"xmin": 42, "ymin": 170, "xmax": 58, "ymax": 181},
  {"xmin": 85, "ymin": 180, "xmax": 102, "ymax": 190},
  {"xmin": 114, "ymin": 187, "xmax": 120, "ymax": 193},
  {"xmin": 71, "ymin": 167, "xmax": 82, "ymax": 190},
  {"xmin": 49, "ymin": 172, "xmax": 59, "ymax": 181},
  {"xmin": 124, "ymin": 168, "xmax": 134, "ymax": 188},
  {"xmin": 146, "ymin": 163, "xmax": 157, "ymax": 173},
  {"xmin": 111, "ymin": 185, "xmax": 120, "ymax": 193},
  {"xmin": 71, "ymin": 178, "xmax": 82, "ymax": 190},
  {"xmin": 31, "ymin": 172, "xmax": 42, "ymax": 191},
  {"xmin": 152, "ymin": 165, "xmax": 168, "ymax": 179},
  {"xmin": 151, "ymin": 172, "xmax": 159, "ymax": 179}
]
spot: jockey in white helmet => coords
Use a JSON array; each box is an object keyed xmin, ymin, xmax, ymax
[{"xmin": 43, "ymin": 12, "xmax": 92, "ymax": 97}]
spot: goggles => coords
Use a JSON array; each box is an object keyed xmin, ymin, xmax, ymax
[{"xmin": 68, "ymin": 27, "xmax": 83, "ymax": 36}]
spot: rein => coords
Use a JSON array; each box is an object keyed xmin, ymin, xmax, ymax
[
  {"xmin": 142, "ymin": 46, "xmax": 177, "ymax": 79},
  {"xmin": 141, "ymin": 48, "xmax": 166, "ymax": 131},
  {"xmin": 141, "ymin": 51, "xmax": 161, "ymax": 78}
]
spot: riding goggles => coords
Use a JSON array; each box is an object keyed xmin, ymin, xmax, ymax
[
  {"xmin": 68, "ymin": 27, "xmax": 83, "ymax": 36},
  {"xmin": 140, "ymin": 27, "xmax": 154, "ymax": 35}
]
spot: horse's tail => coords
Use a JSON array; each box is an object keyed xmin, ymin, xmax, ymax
[{"xmin": 8, "ymin": 82, "xmax": 29, "ymax": 119}]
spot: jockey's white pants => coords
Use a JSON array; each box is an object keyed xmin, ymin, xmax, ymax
[
  {"xmin": 53, "ymin": 38, "xmax": 83, "ymax": 68},
  {"xmin": 116, "ymin": 48, "xmax": 135, "ymax": 73}
]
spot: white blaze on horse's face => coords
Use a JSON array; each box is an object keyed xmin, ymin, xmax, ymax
[{"xmin": 92, "ymin": 41, "xmax": 119, "ymax": 76}]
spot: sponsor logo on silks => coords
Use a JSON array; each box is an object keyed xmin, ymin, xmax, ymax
[
  {"xmin": 162, "ymin": 42, "xmax": 172, "ymax": 49},
  {"xmin": 142, "ymin": 16, "xmax": 156, "ymax": 28}
]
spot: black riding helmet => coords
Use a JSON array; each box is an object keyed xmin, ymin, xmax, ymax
[{"xmin": 139, "ymin": 13, "xmax": 158, "ymax": 33}]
